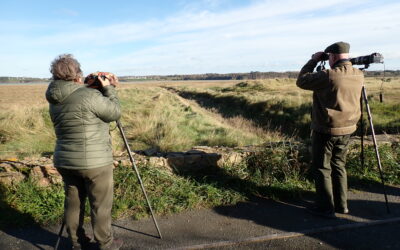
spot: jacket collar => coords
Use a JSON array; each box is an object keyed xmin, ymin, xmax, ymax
[
  {"xmin": 46, "ymin": 80, "xmax": 83, "ymax": 104},
  {"xmin": 333, "ymin": 59, "xmax": 351, "ymax": 68}
]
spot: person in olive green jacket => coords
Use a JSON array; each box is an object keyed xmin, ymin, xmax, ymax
[
  {"xmin": 297, "ymin": 42, "xmax": 364, "ymax": 218},
  {"xmin": 46, "ymin": 54, "xmax": 123, "ymax": 249}
]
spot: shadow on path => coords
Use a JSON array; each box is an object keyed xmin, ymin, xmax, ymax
[
  {"xmin": 348, "ymin": 175, "xmax": 400, "ymax": 197},
  {"xmin": 0, "ymin": 185, "xmax": 64, "ymax": 250},
  {"xmin": 170, "ymin": 148, "xmax": 399, "ymax": 249},
  {"xmin": 213, "ymin": 198, "xmax": 400, "ymax": 249}
]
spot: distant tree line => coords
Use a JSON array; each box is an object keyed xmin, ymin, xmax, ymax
[
  {"xmin": 119, "ymin": 71, "xmax": 301, "ymax": 81},
  {"xmin": 0, "ymin": 77, "xmax": 49, "ymax": 83},
  {"xmin": 2, "ymin": 70, "xmax": 399, "ymax": 83},
  {"xmin": 119, "ymin": 70, "xmax": 400, "ymax": 81},
  {"xmin": 363, "ymin": 70, "xmax": 400, "ymax": 77}
]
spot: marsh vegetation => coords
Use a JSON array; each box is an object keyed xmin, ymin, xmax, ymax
[{"xmin": 0, "ymin": 78, "xmax": 399, "ymax": 226}]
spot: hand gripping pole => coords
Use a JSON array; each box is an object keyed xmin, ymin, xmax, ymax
[{"xmin": 117, "ymin": 120, "xmax": 163, "ymax": 238}]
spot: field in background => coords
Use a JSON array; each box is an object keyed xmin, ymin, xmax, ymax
[
  {"xmin": 0, "ymin": 78, "xmax": 399, "ymax": 226},
  {"xmin": 0, "ymin": 78, "xmax": 399, "ymax": 158}
]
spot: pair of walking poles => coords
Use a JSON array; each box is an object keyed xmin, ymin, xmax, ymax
[{"xmin": 55, "ymin": 120, "xmax": 162, "ymax": 249}]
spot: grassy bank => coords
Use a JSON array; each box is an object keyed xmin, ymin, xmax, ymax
[
  {"xmin": 1, "ymin": 142, "xmax": 399, "ymax": 227},
  {"xmin": 115, "ymin": 87, "xmax": 278, "ymax": 152},
  {"xmin": 0, "ymin": 79, "xmax": 399, "ymax": 227},
  {"xmin": 1, "ymin": 78, "xmax": 399, "ymax": 158},
  {"xmin": 170, "ymin": 78, "xmax": 400, "ymax": 139}
]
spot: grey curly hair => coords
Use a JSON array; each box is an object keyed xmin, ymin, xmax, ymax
[{"xmin": 50, "ymin": 54, "xmax": 82, "ymax": 81}]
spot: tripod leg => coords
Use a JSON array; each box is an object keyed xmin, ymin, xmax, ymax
[
  {"xmin": 54, "ymin": 221, "xmax": 65, "ymax": 250},
  {"xmin": 116, "ymin": 120, "xmax": 163, "ymax": 239},
  {"xmin": 360, "ymin": 97, "xmax": 364, "ymax": 169},
  {"xmin": 362, "ymin": 86, "xmax": 390, "ymax": 213}
]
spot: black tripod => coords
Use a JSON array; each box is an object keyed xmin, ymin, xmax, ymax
[
  {"xmin": 359, "ymin": 82, "xmax": 390, "ymax": 214},
  {"xmin": 116, "ymin": 120, "xmax": 162, "ymax": 238},
  {"xmin": 55, "ymin": 120, "xmax": 162, "ymax": 249}
]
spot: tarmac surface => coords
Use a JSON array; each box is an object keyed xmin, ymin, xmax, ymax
[{"xmin": 1, "ymin": 183, "xmax": 399, "ymax": 250}]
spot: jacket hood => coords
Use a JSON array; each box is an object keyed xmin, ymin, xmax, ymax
[{"xmin": 46, "ymin": 80, "xmax": 83, "ymax": 104}]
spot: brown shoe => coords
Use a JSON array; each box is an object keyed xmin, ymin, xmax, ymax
[
  {"xmin": 335, "ymin": 207, "xmax": 349, "ymax": 214},
  {"xmin": 307, "ymin": 206, "xmax": 337, "ymax": 219}
]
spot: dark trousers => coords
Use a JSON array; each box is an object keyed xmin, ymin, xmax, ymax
[
  {"xmin": 58, "ymin": 165, "xmax": 114, "ymax": 249},
  {"xmin": 312, "ymin": 131, "xmax": 351, "ymax": 211}
]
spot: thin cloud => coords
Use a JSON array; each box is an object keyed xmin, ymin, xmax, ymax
[{"xmin": 1, "ymin": 0, "xmax": 399, "ymax": 77}]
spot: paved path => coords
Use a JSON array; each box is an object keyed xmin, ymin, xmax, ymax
[{"xmin": 1, "ymin": 184, "xmax": 399, "ymax": 249}]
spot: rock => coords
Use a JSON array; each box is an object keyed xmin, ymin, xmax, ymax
[
  {"xmin": 184, "ymin": 154, "xmax": 202, "ymax": 165},
  {"xmin": 30, "ymin": 166, "xmax": 57, "ymax": 187},
  {"xmin": 49, "ymin": 175, "xmax": 63, "ymax": 184},
  {"xmin": 2, "ymin": 165, "xmax": 14, "ymax": 172},
  {"xmin": 165, "ymin": 152, "xmax": 222, "ymax": 172},
  {"xmin": 201, "ymin": 153, "xmax": 221, "ymax": 167},
  {"xmin": 113, "ymin": 150, "xmax": 125, "ymax": 157},
  {"xmin": 166, "ymin": 152, "xmax": 185, "ymax": 157},
  {"xmin": 11, "ymin": 163, "xmax": 28, "ymax": 172},
  {"xmin": 191, "ymin": 146, "xmax": 217, "ymax": 153},
  {"xmin": 185, "ymin": 150, "xmax": 205, "ymax": 155},
  {"xmin": 149, "ymin": 157, "xmax": 168, "ymax": 169},
  {"xmin": 37, "ymin": 178, "xmax": 51, "ymax": 187},
  {"xmin": 31, "ymin": 166, "xmax": 44, "ymax": 179},
  {"xmin": 0, "ymin": 172, "xmax": 25, "ymax": 186},
  {"xmin": 39, "ymin": 157, "xmax": 49, "ymax": 162},
  {"xmin": 166, "ymin": 155, "xmax": 185, "ymax": 170},
  {"xmin": 43, "ymin": 165, "xmax": 59, "ymax": 176},
  {"xmin": 144, "ymin": 148, "xmax": 158, "ymax": 156},
  {"xmin": 221, "ymin": 152, "xmax": 243, "ymax": 165},
  {"xmin": 120, "ymin": 159, "xmax": 131, "ymax": 167}
]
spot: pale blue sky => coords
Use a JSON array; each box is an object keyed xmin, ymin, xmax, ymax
[{"xmin": 1, "ymin": 0, "xmax": 399, "ymax": 77}]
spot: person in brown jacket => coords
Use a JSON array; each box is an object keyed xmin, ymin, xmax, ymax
[{"xmin": 297, "ymin": 42, "xmax": 364, "ymax": 218}]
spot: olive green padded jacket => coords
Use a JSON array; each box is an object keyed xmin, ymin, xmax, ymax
[
  {"xmin": 296, "ymin": 60, "xmax": 363, "ymax": 135},
  {"xmin": 46, "ymin": 80, "xmax": 121, "ymax": 169}
]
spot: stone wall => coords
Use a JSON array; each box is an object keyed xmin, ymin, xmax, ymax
[
  {"xmin": 0, "ymin": 146, "xmax": 255, "ymax": 187},
  {"xmin": 1, "ymin": 134, "xmax": 398, "ymax": 187}
]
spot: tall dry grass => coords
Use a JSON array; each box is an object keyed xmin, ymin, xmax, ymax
[
  {"xmin": 0, "ymin": 105, "xmax": 55, "ymax": 157},
  {"xmin": 115, "ymin": 87, "xmax": 273, "ymax": 152},
  {"xmin": 1, "ymin": 78, "xmax": 399, "ymax": 158}
]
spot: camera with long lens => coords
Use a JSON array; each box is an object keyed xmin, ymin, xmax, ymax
[
  {"xmin": 350, "ymin": 53, "xmax": 384, "ymax": 67},
  {"xmin": 317, "ymin": 52, "xmax": 383, "ymax": 71}
]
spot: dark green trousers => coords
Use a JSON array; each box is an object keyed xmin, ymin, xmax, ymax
[
  {"xmin": 58, "ymin": 165, "xmax": 114, "ymax": 249},
  {"xmin": 312, "ymin": 131, "xmax": 351, "ymax": 211}
]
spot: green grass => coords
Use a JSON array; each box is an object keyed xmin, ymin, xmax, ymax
[
  {"xmin": 365, "ymin": 102, "xmax": 400, "ymax": 133},
  {"xmin": 1, "ymin": 141, "xmax": 399, "ymax": 227},
  {"xmin": 0, "ymin": 179, "xmax": 64, "ymax": 227},
  {"xmin": 0, "ymin": 162, "xmax": 244, "ymax": 227},
  {"xmin": 347, "ymin": 143, "xmax": 400, "ymax": 185},
  {"xmin": 172, "ymin": 80, "xmax": 400, "ymax": 139},
  {"xmin": 113, "ymin": 87, "xmax": 269, "ymax": 152},
  {"xmin": 1, "ymin": 79, "xmax": 398, "ymax": 158},
  {"xmin": 0, "ymin": 79, "xmax": 398, "ymax": 227},
  {"xmin": 0, "ymin": 107, "xmax": 55, "ymax": 158}
]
